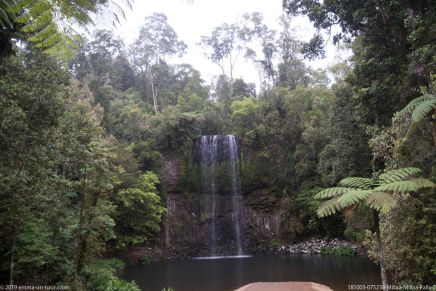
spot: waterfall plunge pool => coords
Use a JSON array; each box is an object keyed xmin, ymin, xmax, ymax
[
  {"xmin": 192, "ymin": 255, "xmax": 253, "ymax": 260},
  {"xmin": 119, "ymin": 254, "xmax": 381, "ymax": 291}
]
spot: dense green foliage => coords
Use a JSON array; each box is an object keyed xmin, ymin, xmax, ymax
[
  {"xmin": 0, "ymin": 1, "xmax": 435, "ymax": 288},
  {"xmin": 285, "ymin": 0, "xmax": 436, "ymax": 285}
]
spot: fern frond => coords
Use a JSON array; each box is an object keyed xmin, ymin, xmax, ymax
[
  {"xmin": 27, "ymin": 0, "xmax": 51, "ymax": 18},
  {"xmin": 72, "ymin": 0, "xmax": 96, "ymax": 11},
  {"xmin": 366, "ymin": 191, "xmax": 396, "ymax": 213},
  {"xmin": 27, "ymin": 22, "xmax": 57, "ymax": 43},
  {"xmin": 314, "ymin": 187, "xmax": 351, "ymax": 199},
  {"xmin": 12, "ymin": 0, "xmax": 30, "ymax": 12},
  {"xmin": 375, "ymin": 180, "xmax": 419, "ymax": 193},
  {"xmin": 2, "ymin": 0, "xmax": 129, "ymax": 60},
  {"xmin": 337, "ymin": 190, "xmax": 373, "ymax": 208},
  {"xmin": 21, "ymin": 10, "xmax": 52, "ymax": 33},
  {"xmin": 0, "ymin": 0, "xmax": 15, "ymax": 28},
  {"xmin": 0, "ymin": 7, "xmax": 12, "ymax": 28},
  {"xmin": 15, "ymin": 12, "xmax": 30, "ymax": 23},
  {"xmin": 379, "ymin": 167, "xmax": 421, "ymax": 183},
  {"xmin": 398, "ymin": 94, "xmax": 435, "ymax": 116},
  {"xmin": 411, "ymin": 98, "xmax": 436, "ymax": 123},
  {"xmin": 316, "ymin": 198, "xmax": 342, "ymax": 217},
  {"xmin": 409, "ymin": 178, "xmax": 436, "ymax": 189},
  {"xmin": 339, "ymin": 177, "xmax": 373, "ymax": 189},
  {"xmin": 33, "ymin": 31, "xmax": 61, "ymax": 48}
]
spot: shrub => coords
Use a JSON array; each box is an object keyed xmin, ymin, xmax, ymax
[
  {"xmin": 138, "ymin": 255, "xmax": 152, "ymax": 265},
  {"xmin": 82, "ymin": 259, "xmax": 140, "ymax": 291}
]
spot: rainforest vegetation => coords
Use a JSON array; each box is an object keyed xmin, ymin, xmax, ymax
[{"xmin": 0, "ymin": 0, "xmax": 435, "ymax": 290}]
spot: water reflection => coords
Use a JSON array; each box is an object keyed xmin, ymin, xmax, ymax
[
  {"xmin": 193, "ymin": 255, "xmax": 252, "ymax": 260},
  {"xmin": 120, "ymin": 255, "xmax": 381, "ymax": 291}
]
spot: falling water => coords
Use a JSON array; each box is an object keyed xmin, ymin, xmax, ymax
[
  {"xmin": 227, "ymin": 135, "xmax": 244, "ymax": 255},
  {"xmin": 198, "ymin": 135, "xmax": 244, "ymax": 256},
  {"xmin": 200, "ymin": 135, "xmax": 218, "ymax": 255}
]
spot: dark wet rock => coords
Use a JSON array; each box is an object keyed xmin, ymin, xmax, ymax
[{"xmin": 277, "ymin": 238, "xmax": 365, "ymax": 255}]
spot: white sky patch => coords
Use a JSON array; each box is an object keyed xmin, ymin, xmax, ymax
[{"xmin": 92, "ymin": 0, "xmax": 350, "ymax": 88}]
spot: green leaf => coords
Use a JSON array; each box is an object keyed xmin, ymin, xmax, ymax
[
  {"xmin": 379, "ymin": 167, "xmax": 421, "ymax": 184},
  {"xmin": 0, "ymin": 0, "xmax": 16, "ymax": 28},
  {"xmin": 411, "ymin": 98, "xmax": 436, "ymax": 123},
  {"xmin": 337, "ymin": 189, "xmax": 373, "ymax": 208},
  {"xmin": 314, "ymin": 187, "xmax": 350, "ymax": 199},
  {"xmin": 339, "ymin": 177, "xmax": 373, "ymax": 189},
  {"xmin": 366, "ymin": 191, "xmax": 395, "ymax": 213},
  {"xmin": 398, "ymin": 94, "xmax": 435, "ymax": 116},
  {"xmin": 375, "ymin": 180, "xmax": 419, "ymax": 193},
  {"xmin": 409, "ymin": 178, "xmax": 435, "ymax": 189},
  {"xmin": 316, "ymin": 198, "xmax": 342, "ymax": 217}
]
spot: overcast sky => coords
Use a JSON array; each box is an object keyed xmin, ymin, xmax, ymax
[{"xmin": 94, "ymin": 0, "xmax": 347, "ymax": 88}]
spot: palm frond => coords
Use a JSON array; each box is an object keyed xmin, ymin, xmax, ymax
[
  {"xmin": 397, "ymin": 94, "xmax": 435, "ymax": 116},
  {"xmin": 375, "ymin": 180, "xmax": 419, "ymax": 193},
  {"xmin": 337, "ymin": 189, "xmax": 373, "ymax": 208},
  {"xmin": 379, "ymin": 167, "xmax": 421, "ymax": 184},
  {"xmin": 314, "ymin": 187, "xmax": 351, "ymax": 199},
  {"xmin": 316, "ymin": 198, "xmax": 342, "ymax": 217},
  {"xmin": 339, "ymin": 177, "xmax": 373, "ymax": 189},
  {"xmin": 366, "ymin": 191, "xmax": 396, "ymax": 213}
]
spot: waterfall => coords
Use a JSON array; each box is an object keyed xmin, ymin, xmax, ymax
[
  {"xmin": 200, "ymin": 135, "xmax": 218, "ymax": 255},
  {"xmin": 198, "ymin": 134, "xmax": 244, "ymax": 256},
  {"xmin": 227, "ymin": 135, "xmax": 243, "ymax": 255}
]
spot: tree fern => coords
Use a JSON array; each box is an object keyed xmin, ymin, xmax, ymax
[
  {"xmin": 379, "ymin": 167, "xmax": 421, "ymax": 184},
  {"xmin": 314, "ymin": 187, "xmax": 349, "ymax": 199},
  {"xmin": 397, "ymin": 93, "xmax": 436, "ymax": 142},
  {"xmin": 375, "ymin": 180, "xmax": 419, "ymax": 193},
  {"xmin": 366, "ymin": 191, "xmax": 396, "ymax": 213},
  {"xmin": 398, "ymin": 94, "xmax": 435, "ymax": 115},
  {"xmin": 337, "ymin": 189, "xmax": 372, "ymax": 208},
  {"xmin": 409, "ymin": 178, "xmax": 436, "ymax": 188},
  {"xmin": 411, "ymin": 98, "xmax": 436, "ymax": 123},
  {"xmin": 314, "ymin": 167, "xmax": 433, "ymax": 218},
  {"xmin": 339, "ymin": 177, "xmax": 373, "ymax": 189},
  {"xmin": 0, "ymin": 0, "xmax": 15, "ymax": 28},
  {"xmin": 317, "ymin": 198, "xmax": 341, "ymax": 217},
  {"xmin": 0, "ymin": 0, "xmax": 132, "ymax": 59}
]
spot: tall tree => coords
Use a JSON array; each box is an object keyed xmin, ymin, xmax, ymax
[
  {"xmin": 0, "ymin": 51, "xmax": 68, "ymax": 284},
  {"xmin": 240, "ymin": 12, "xmax": 277, "ymax": 89},
  {"xmin": 199, "ymin": 22, "xmax": 248, "ymax": 83},
  {"xmin": 283, "ymin": 0, "xmax": 436, "ymax": 126},
  {"xmin": 130, "ymin": 13, "xmax": 187, "ymax": 114}
]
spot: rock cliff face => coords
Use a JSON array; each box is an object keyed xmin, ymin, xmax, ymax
[
  {"xmin": 164, "ymin": 189, "xmax": 282, "ymax": 256},
  {"xmin": 162, "ymin": 137, "xmax": 288, "ymax": 257}
]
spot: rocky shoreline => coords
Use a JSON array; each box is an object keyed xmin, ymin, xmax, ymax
[
  {"xmin": 277, "ymin": 238, "xmax": 365, "ymax": 255},
  {"xmin": 115, "ymin": 238, "xmax": 366, "ymax": 264}
]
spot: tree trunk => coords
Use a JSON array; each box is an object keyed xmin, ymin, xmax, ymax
[
  {"xmin": 75, "ymin": 167, "xmax": 87, "ymax": 275},
  {"xmin": 150, "ymin": 77, "xmax": 159, "ymax": 114},
  {"xmin": 373, "ymin": 210, "xmax": 388, "ymax": 291},
  {"xmin": 9, "ymin": 207, "xmax": 17, "ymax": 285}
]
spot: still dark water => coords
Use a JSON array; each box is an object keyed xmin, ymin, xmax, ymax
[{"xmin": 120, "ymin": 255, "xmax": 381, "ymax": 291}]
